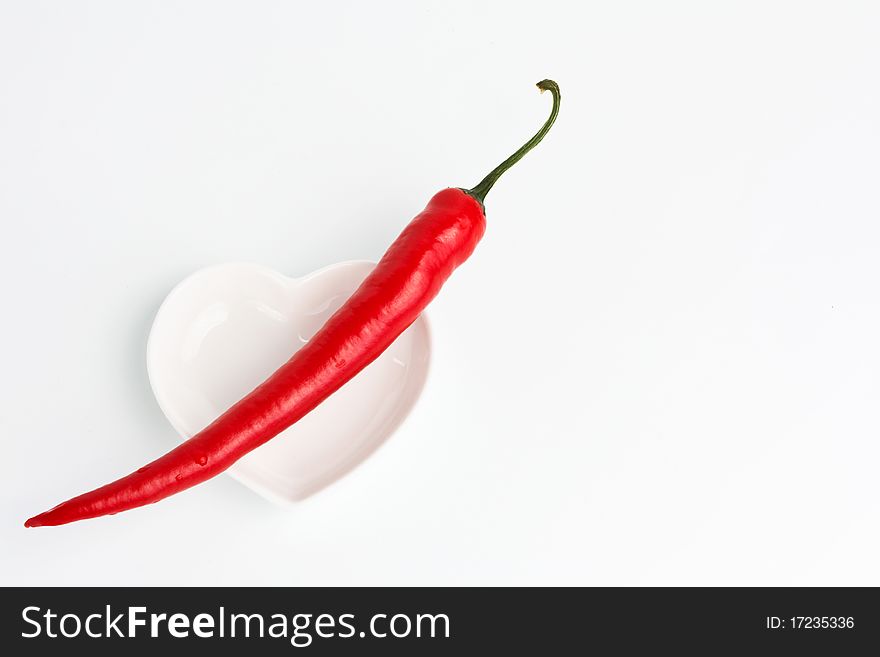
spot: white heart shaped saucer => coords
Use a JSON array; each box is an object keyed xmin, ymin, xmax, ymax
[{"xmin": 146, "ymin": 261, "xmax": 431, "ymax": 504}]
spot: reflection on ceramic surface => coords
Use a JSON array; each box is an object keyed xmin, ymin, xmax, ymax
[{"xmin": 147, "ymin": 261, "xmax": 431, "ymax": 504}]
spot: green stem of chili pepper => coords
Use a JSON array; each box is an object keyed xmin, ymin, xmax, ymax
[{"xmin": 465, "ymin": 79, "xmax": 561, "ymax": 206}]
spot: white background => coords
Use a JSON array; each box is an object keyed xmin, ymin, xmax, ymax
[{"xmin": 2, "ymin": 1, "xmax": 879, "ymax": 586}]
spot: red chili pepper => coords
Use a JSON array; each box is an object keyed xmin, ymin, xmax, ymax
[{"xmin": 25, "ymin": 80, "xmax": 560, "ymax": 527}]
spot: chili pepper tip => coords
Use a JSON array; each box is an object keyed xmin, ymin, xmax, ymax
[{"xmin": 24, "ymin": 509, "xmax": 55, "ymax": 527}]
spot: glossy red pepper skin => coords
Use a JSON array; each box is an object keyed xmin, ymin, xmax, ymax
[{"xmin": 25, "ymin": 189, "xmax": 485, "ymax": 527}]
